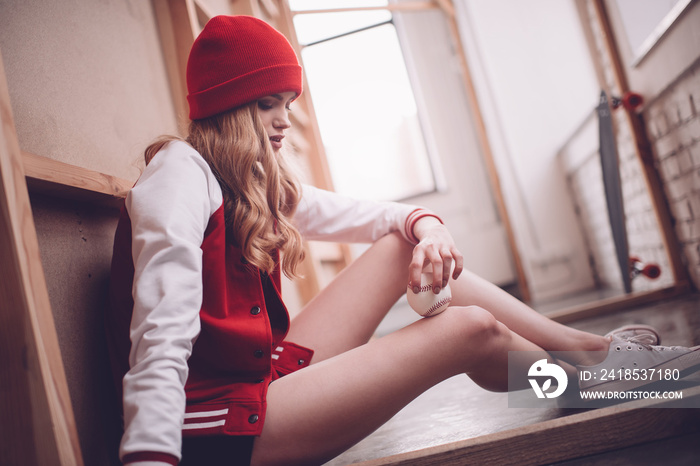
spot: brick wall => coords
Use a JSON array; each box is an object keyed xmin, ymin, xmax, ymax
[
  {"xmin": 561, "ymin": 110, "xmax": 673, "ymax": 294},
  {"xmin": 615, "ymin": 104, "xmax": 672, "ymax": 292},
  {"xmin": 564, "ymin": 142, "xmax": 619, "ymax": 289},
  {"xmin": 645, "ymin": 60, "xmax": 700, "ymax": 288},
  {"xmin": 557, "ymin": 0, "xmax": 677, "ymax": 294}
]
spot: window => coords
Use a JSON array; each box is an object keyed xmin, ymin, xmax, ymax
[
  {"xmin": 614, "ymin": 0, "xmax": 694, "ymax": 65},
  {"xmin": 291, "ymin": 0, "xmax": 437, "ymax": 201}
]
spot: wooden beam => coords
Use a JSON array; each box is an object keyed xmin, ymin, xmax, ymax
[
  {"xmin": 290, "ymin": 1, "xmax": 438, "ymax": 16},
  {"xmin": 258, "ymin": 0, "xmax": 280, "ymax": 18},
  {"xmin": 193, "ymin": 0, "xmax": 213, "ymax": 27},
  {"xmin": 545, "ymin": 283, "xmax": 691, "ymax": 323},
  {"xmin": 356, "ymin": 386, "xmax": 700, "ymax": 465},
  {"xmin": 274, "ymin": 0, "xmax": 356, "ymax": 299},
  {"xmin": 22, "ymin": 151, "xmax": 131, "ymax": 208},
  {"xmin": 275, "ymin": 0, "xmax": 336, "ymax": 191},
  {"xmin": 152, "ymin": 0, "xmax": 199, "ymax": 135},
  {"xmin": 230, "ymin": 0, "xmax": 263, "ymax": 17},
  {"xmin": 0, "ymin": 49, "xmax": 83, "ymax": 466},
  {"xmin": 433, "ymin": 0, "xmax": 455, "ymax": 18}
]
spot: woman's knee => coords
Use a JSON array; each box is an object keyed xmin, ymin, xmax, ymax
[
  {"xmin": 436, "ymin": 305, "xmax": 509, "ymax": 352},
  {"xmin": 433, "ymin": 306, "xmax": 512, "ymax": 388}
]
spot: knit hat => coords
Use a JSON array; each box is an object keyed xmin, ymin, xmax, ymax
[{"xmin": 186, "ymin": 15, "xmax": 303, "ymax": 120}]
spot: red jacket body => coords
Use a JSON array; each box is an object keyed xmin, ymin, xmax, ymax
[{"xmin": 106, "ymin": 141, "xmax": 430, "ymax": 464}]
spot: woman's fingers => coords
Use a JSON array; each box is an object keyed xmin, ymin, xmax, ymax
[
  {"xmin": 439, "ymin": 249, "xmax": 453, "ymax": 288},
  {"xmin": 409, "ymin": 246, "xmax": 426, "ymax": 294},
  {"xmin": 451, "ymin": 246, "xmax": 464, "ymax": 280},
  {"xmin": 408, "ymin": 226, "xmax": 465, "ymax": 294}
]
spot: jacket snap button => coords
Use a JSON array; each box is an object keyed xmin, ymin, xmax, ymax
[
  {"xmin": 248, "ymin": 414, "xmax": 259, "ymax": 424},
  {"xmin": 298, "ymin": 359, "xmax": 305, "ymax": 365},
  {"xmin": 250, "ymin": 306, "xmax": 261, "ymax": 315},
  {"xmin": 254, "ymin": 350, "xmax": 264, "ymax": 358}
]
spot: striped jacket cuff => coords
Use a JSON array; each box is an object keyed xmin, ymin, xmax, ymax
[
  {"xmin": 122, "ymin": 451, "xmax": 179, "ymax": 465},
  {"xmin": 404, "ymin": 209, "xmax": 443, "ymax": 244}
]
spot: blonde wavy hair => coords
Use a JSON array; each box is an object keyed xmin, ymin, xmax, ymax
[{"xmin": 144, "ymin": 102, "xmax": 305, "ymax": 278}]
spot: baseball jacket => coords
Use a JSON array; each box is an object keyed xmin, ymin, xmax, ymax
[{"xmin": 106, "ymin": 141, "xmax": 437, "ymax": 465}]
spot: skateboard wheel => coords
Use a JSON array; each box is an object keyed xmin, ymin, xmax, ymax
[
  {"xmin": 629, "ymin": 256, "xmax": 661, "ymax": 280},
  {"xmin": 642, "ymin": 264, "xmax": 661, "ymax": 279},
  {"xmin": 612, "ymin": 91, "xmax": 644, "ymax": 111}
]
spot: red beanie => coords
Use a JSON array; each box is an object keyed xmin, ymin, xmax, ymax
[{"xmin": 186, "ymin": 15, "xmax": 303, "ymax": 120}]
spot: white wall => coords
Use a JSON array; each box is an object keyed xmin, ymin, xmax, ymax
[
  {"xmin": 393, "ymin": 7, "xmax": 517, "ymax": 286},
  {"xmin": 454, "ymin": 0, "xmax": 601, "ymax": 302}
]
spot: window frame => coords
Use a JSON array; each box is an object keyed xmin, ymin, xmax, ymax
[{"xmin": 291, "ymin": 3, "xmax": 446, "ymax": 202}]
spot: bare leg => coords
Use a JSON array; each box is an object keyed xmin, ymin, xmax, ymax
[
  {"xmin": 285, "ymin": 233, "xmax": 414, "ymax": 362},
  {"xmin": 287, "ymin": 233, "xmax": 608, "ymax": 366},
  {"xmin": 249, "ymin": 233, "xmax": 615, "ymax": 464},
  {"xmin": 249, "ymin": 234, "xmax": 577, "ymax": 464},
  {"xmin": 448, "ymin": 270, "xmax": 610, "ymax": 365},
  {"xmin": 252, "ymin": 305, "xmax": 547, "ymax": 466}
]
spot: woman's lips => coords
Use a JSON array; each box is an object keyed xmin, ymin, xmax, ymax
[{"xmin": 270, "ymin": 134, "xmax": 284, "ymax": 150}]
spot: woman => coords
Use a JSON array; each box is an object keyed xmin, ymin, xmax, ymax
[{"xmin": 106, "ymin": 15, "xmax": 699, "ymax": 466}]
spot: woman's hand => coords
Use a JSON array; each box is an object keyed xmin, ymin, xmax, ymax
[{"xmin": 408, "ymin": 216, "xmax": 464, "ymax": 294}]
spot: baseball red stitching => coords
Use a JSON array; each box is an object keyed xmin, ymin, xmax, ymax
[
  {"xmin": 424, "ymin": 296, "xmax": 451, "ymax": 316},
  {"xmin": 408, "ymin": 284, "xmax": 435, "ymax": 293}
]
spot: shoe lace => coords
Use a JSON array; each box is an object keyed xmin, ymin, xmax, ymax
[
  {"xmin": 618, "ymin": 334, "xmax": 682, "ymax": 352},
  {"xmin": 626, "ymin": 334, "xmax": 657, "ymax": 346}
]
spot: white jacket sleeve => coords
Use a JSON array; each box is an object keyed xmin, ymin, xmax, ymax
[
  {"xmin": 120, "ymin": 142, "xmax": 223, "ymax": 462},
  {"xmin": 294, "ymin": 184, "xmax": 434, "ymax": 244}
]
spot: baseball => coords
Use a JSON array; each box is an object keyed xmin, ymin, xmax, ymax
[{"xmin": 407, "ymin": 272, "xmax": 452, "ymax": 317}]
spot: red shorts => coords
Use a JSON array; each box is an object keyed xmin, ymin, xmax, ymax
[
  {"xmin": 180, "ymin": 341, "xmax": 314, "ymax": 465},
  {"xmin": 181, "ymin": 435, "xmax": 254, "ymax": 466}
]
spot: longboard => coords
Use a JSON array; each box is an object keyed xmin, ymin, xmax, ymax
[{"xmin": 598, "ymin": 90, "xmax": 632, "ymax": 293}]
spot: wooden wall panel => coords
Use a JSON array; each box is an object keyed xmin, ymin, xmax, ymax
[{"xmin": 0, "ymin": 49, "xmax": 83, "ymax": 466}]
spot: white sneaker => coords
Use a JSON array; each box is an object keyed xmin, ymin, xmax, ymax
[
  {"xmin": 578, "ymin": 336, "xmax": 700, "ymax": 394},
  {"xmin": 605, "ymin": 324, "xmax": 660, "ymax": 345}
]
